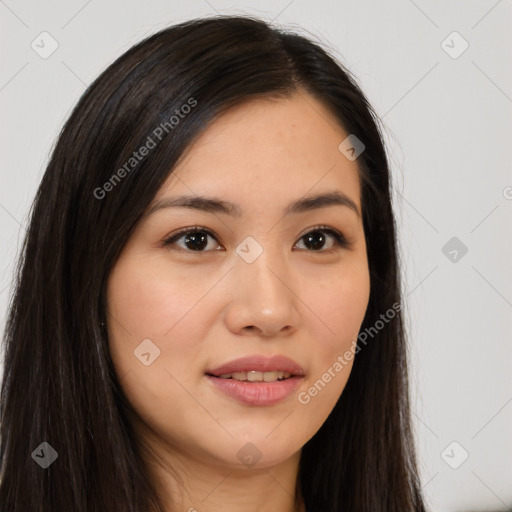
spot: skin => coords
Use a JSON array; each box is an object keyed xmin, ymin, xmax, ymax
[{"xmin": 106, "ymin": 89, "xmax": 371, "ymax": 512}]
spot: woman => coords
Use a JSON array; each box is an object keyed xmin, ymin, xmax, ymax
[{"xmin": 0, "ymin": 15, "xmax": 428, "ymax": 512}]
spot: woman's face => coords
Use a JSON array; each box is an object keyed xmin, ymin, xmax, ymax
[{"xmin": 106, "ymin": 91, "xmax": 370, "ymax": 472}]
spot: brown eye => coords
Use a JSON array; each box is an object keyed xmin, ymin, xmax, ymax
[
  {"xmin": 163, "ymin": 225, "xmax": 350, "ymax": 253},
  {"xmin": 294, "ymin": 226, "xmax": 350, "ymax": 252},
  {"xmin": 164, "ymin": 227, "xmax": 221, "ymax": 252}
]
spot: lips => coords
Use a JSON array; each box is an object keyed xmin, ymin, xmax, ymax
[
  {"xmin": 206, "ymin": 374, "xmax": 303, "ymax": 406},
  {"xmin": 206, "ymin": 354, "xmax": 305, "ymax": 378},
  {"xmin": 205, "ymin": 355, "xmax": 305, "ymax": 405}
]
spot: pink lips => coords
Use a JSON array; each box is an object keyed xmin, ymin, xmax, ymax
[
  {"xmin": 206, "ymin": 354, "xmax": 305, "ymax": 377},
  {"xmin": 205, "ymin": 354, "xmax": 305, "ymax": 406}
]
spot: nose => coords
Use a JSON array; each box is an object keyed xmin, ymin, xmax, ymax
[{"xmin": 223, "ymin": 247, "xmax": 302, "ymax": 338}]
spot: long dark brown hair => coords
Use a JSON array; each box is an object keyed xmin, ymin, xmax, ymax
[{"xmin": 0, "ymin": 14, "xmax": 427, "ymax": 512}]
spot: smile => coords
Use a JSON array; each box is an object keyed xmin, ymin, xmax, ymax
[{"xmin": 217, "ymin": 370, "xmax": 293, "ymax": 382}]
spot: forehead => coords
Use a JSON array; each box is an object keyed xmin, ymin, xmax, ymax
[{"xmin": 154, "ymin": 91, "xmax": 362, "ymax": 213}]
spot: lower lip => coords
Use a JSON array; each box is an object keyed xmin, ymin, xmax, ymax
[{"xmin": 206, "ymin": 375, "xmax": 303, "ymax": 406}]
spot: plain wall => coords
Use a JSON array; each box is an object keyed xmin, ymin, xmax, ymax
[{"xmin": 1, "ymin": 1, "xmax": 511, "ymax": 511}]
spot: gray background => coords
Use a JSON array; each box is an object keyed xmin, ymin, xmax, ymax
[{"xmin": 1, "ymin": 1, "xmax": 511, "ymax": 511}]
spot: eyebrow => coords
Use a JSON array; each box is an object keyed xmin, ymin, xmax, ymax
[{"xmin": 145, "ymin": 190, "xmax": 360, "ymax": 219}]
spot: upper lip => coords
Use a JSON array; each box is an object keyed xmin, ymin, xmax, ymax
[{"xmin": 206, "ymin": 355, "xmax": 305, "ymax": 377}]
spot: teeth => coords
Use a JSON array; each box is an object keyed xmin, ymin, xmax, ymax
[
  {"xmin": 218, "ymin": 371, "xmax": 292, "ymax": 382},
  {"xmin": 246, "ymin": 371, "xmax": 262, "ymax": 382}
]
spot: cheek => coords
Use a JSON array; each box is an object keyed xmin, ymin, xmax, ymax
[
  {"xmin": 107, "ymin": 258, "xmax": 190, "ymax": 336},
  {"xmin": 105, "ymin": 256, "xmax": 214, "ymax": 377},
  {"xmin": 105, "ymin": 257, "xmax": 216, "ymax": 449},
  {"xmin": 298, "ymin": 260, "xmax": 369, "ymax": 404},
  {"xmin": 303, "ymin": 258, "xmax": 370, "ymax": 351}
]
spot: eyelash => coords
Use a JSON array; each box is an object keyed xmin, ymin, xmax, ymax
[{"xmin": 163, "ymin": 225, "xmax": 351, "ymax": 253}]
